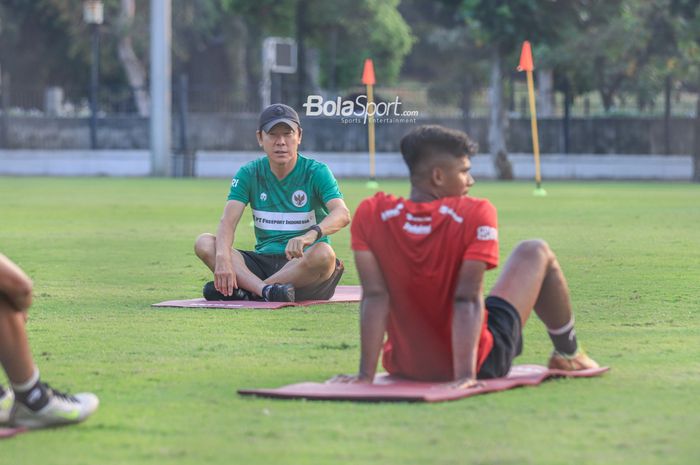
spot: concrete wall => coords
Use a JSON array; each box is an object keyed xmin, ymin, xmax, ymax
[
  {"xmin": 0, "ymin": 150, "xmax": 692, "ymax": 180},
  {"xmin": 0, "ymin": 150, "xmax": 150, "ymax": 176},
  {"xmin": 0, "ymin": 114, "xmax": 696, "ymax": 155},
  {"xmin": 196, "ymin": 152, "xmax": 693, "ymax": 180},
  {"xmin": 1, "ymin": 117, "xmax": 150, "ymax": 150}
]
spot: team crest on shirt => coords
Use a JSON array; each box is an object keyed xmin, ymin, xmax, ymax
[
  {"xmin": 292, "ymin": 190, "xmax": 308, "ymax": 207},
  {"xmin": 260, "ymin": 192, "xmax": 267, "ymax": 201},
  {"xmin": 477, "ymin": 226, "xmax": 498, "ymax": 241}
]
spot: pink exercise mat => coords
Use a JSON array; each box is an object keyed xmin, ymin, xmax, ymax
[
  {"xmin": 0, "ymin": 426, "xmax": 28, "ymax": 439},
  {"xmin": 151, "ymin": 285, "xmax": 362, "ymax": 309},
  {"xmin": 238, "ymin": 364, "xmax": 609, "ymax": 403}
]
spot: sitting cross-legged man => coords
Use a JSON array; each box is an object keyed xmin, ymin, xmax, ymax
[
  {"xmin": 332, "ymin": 125, "xmax": 599, "ymax": 387},
  {"xmin": 195, "ymin": 103, "xmax": 350, "ymax": 302}
]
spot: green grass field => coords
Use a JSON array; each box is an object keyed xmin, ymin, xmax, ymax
[{"xmin": 0, "ymin": 177, "xmax": 698, "ymax": 465}]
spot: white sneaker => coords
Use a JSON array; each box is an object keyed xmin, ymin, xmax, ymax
[
  {"xmin": 0, "ymin": 388, "xmax": 14, "ymax": 425},
  {"xmin": 12, "ymin": 384, "xmax": 99, "ymax": 429},
  {"xmin": 548, "ymin": 349, "xmax": 600, "ymax": 371}
]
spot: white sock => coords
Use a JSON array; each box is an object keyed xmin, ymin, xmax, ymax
[{"xmin": 11, "ymin": 367, "xmax": 39, "ymax": 392}]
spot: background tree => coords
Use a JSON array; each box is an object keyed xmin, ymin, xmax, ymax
[
  {"xmin": 116, "ymin": 0, "xmax": 148, "ymax": 116},
  {"xmin": 399, "ymin": 0, "xmax": 489, "ymax": 134},
  {"xmin": 671, "ymin": 0, "xmax": 700, "ymax": 181},
  {"xmin": 0, "ymin": 0, "xmax": 123, "ymax": 108},
  {"xmin": 459, "ymin": 0, "xmax": 585, "ymax": 179},
  {"xmin": 224, "ymin": 0, "xmax": 414, "ymax": 106}
]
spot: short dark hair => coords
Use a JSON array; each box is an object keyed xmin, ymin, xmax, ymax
[{"xmin": 400, "ymin": 125, "xmax": 477, "ymax": 175}]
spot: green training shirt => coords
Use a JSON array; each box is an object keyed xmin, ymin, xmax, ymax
[{"xmin": 227, "ymin": 153, "xmax": 343, "ymax": 255}]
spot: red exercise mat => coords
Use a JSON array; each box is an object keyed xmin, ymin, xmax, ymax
[
  {"xmin": 0, "ymin": 426, "xmax": 28, "ymax": 439},
  {"xmin": 238, "ymin": 364, "xmax": 609, "ymax": 403},
  {"xmin": 151, "ymin": 285, "xmax": 362, "ymax": 309}
]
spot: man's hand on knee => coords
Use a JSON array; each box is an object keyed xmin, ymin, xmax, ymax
[
  {"xmin": 214, "ymin": 257, "xmax": 237, "ymax": 296},
  {"xmin": 285, "ymin": 231, "xmax": 317, "ymax": 260}
]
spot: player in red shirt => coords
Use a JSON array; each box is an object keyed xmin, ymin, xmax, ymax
[
  {"xmin": 0, "ymin": 253, "xmax": 99, "ymax": 428},
  {"xmin": 332, "ymin": 125, "xmax": 599, "ymax": 387}
]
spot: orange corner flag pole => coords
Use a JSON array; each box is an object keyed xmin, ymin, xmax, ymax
[
  {"xmin": 517, "ymin": 41, "xmax": 545, "ymax": 196},
  {"xmin": 362, "ymin": 58, "xmax": 378, "ymax": 189}
]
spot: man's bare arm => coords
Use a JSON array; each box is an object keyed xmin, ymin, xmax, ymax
[
  {"xmin": 317, "ymin": 198, "xmax": 351, "ymax": 236},
  {"xmin": 286, "ymin": 197, "xmax": 351, "ymax": 259},
  {"xmin": 330, "ymin": 250, "xmax": 389, "ymax": 384},
  {"xmin": 214, "ymin": 200, "xmax": 246, "ymax": 295},
  {"xmin": 0, "ymin": 253, "xmax": 33, "ymax": 312},
  {"xmin": 451, "ymin": 260, "xmax": 487, "ymax": 384}
]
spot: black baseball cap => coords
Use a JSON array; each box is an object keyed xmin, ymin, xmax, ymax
[{"xmin": 258, "ymin": 103, "xmax": 301, "ymax": 133}]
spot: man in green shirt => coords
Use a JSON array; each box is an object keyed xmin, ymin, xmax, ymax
[{"xmin": 195, "ymin": 104, "xmax": 351, "ymax": 302}]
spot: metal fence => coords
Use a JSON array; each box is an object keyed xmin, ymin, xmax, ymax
[{"xmin": 1, "ymin": 79, "xmax": 698, "ymax": 119}]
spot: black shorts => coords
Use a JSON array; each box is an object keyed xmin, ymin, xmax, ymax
[
  {"xmin": 238, "ymin": 250, "xmax": 344, "ymax": 301},
  {"xmin": 477, "ymin": 296, "xmax": 524, "ymax": 379}
]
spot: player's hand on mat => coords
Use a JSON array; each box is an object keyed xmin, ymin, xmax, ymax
[
  {"xmin": 214, "ymin": 259, "xmax": 237, "ymax": 296},
  {"xmin": 326, "ymin": 374, "xmax": 372, "ymax": 384},
  {"xmin": 447, "ymin": 378, "xmax": 483, "ymax": 390},
  {"xmin": 285, "ymin": 231, "xmax": 316, "ymax": 260}
]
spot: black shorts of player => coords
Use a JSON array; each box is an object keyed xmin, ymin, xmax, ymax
[
  {"xmin": 238, "ymin": 250, "xmax": 344, "ymax": 301},
  {"xmin": 477, "ymin": 296, "xmax": 524, "ymax": 379}
]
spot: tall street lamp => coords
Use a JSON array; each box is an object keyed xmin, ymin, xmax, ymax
[{"xmin": 83, "ymin": 1, "xmax": 103, "ymax": 149}]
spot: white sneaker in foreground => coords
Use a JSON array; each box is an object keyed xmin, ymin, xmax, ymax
[
  {"xmin": 0, "ymin": 388, "xmax": 14, "ymax": 425},
  {"xmin": 12, "ymin": 386, "xmax": 99, "ymax": 429},
  {"xmin": 548, "ymin": 349, "xmax": 599, "ymax": 371}
]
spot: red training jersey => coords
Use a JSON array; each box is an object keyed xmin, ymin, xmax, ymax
[{"xmin": 351, "ymin": 192, "xmax": 499, "ymax": 381}]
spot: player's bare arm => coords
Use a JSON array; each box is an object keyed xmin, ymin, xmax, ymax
[
  {"xmin": 450, "ymin": 260, "xmax": 487, "ymax": 387},
  {"xmin": 214, "ymin": 200, "xmax": 246, "ymax": 296},
  {"xmin": 285, "ymin": 198, "xmax": 351, "ymax": 260},
  {"xmin": 317, "ymin": 198, "xmax": 351, "ymax": 236},
  {"xmin": 330, "ymin": 250, "xmax": 389, "ymax": 384},
  {"xmin": 0, "ymin": 253, "xmax": 33, "ymax": 313}
]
